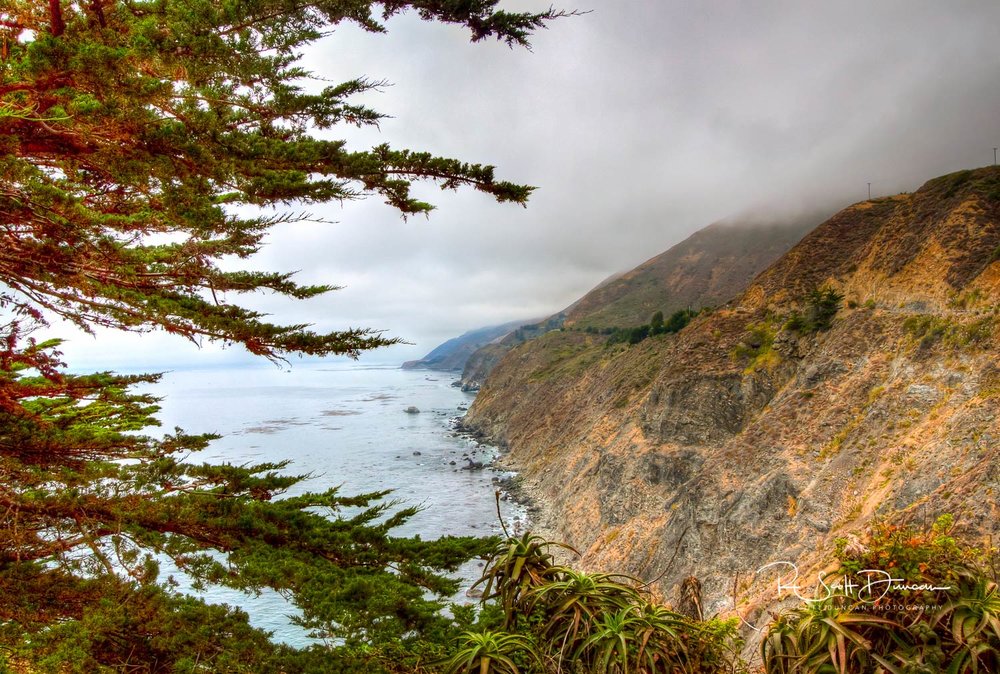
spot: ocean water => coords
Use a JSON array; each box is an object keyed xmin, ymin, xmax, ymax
[{"xmin": 144, "ymin": 362, "xmax": 524, "ymax": 646}]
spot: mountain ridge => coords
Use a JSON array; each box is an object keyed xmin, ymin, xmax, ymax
[
  {"xmin": 461, "ymin": 165, "xmax": 1000, "ymax": 638},
  {"xmin": 401, "ymin": 319, "xmax": 535, "ymax": 372},
  {"xmin": 459, "ymin": 215, "xmax": 822, "ymax": 389}
]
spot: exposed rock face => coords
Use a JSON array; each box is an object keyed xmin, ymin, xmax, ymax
[
  {"xmin": 463, "ymin": 167, "xmax": 1000, "ymax": 632},
  {"xmin": 461, "ymin": 342, "xmax": 511, "ymax": 391}
]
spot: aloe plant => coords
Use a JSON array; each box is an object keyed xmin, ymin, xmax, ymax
[
  {"xmin": 464, "ymin": 532, "xmax": 748, "ymax": 673},
  {"xmin": 761, "ymin": 599, "xmax": 899, "ymax": 674},
  {"xmin": 764, "ymin": 516, "xmax": 1000, "ymax": 674},
  {"xmin": 439, "ymin": 630, "xmax": 540, "ymax": 674},
  {"xmin": 572, "ymin": 606, "xmax": 646, "ymax": 674},
  {"xmin": 587, "ymin": 602, "xmax": 698, "ymax": 674},
  {"xmin": 933, "ymin": 576, "xmax": 1000, "ymax": 673},
  {"xmin": 474, "ymin": 533, "xmax": 575, "ymax": 625},
  {"xmin": 524, "ymin": 569, "xmax": 645, "ymax": 671},
  {"xmin": 760, "ymin": 612, "xmax": 800, "ymax": 674}
]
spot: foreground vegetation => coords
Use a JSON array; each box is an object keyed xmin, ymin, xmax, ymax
[
  {"xmin": 0, "ymin": 1, "xmax": 562, "ymax": 671},
  {"xmin": 441, "ymin": 531, "xmax": 741, "ymax": 674},
  {"xmin": 437, "ymin": 515, "xmax": 999, "ymax": 674}
]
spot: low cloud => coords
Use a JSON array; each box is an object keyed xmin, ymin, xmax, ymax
[{"xmin": 57, "ymin": 1, "xmax": 1000, "ymax": 367}]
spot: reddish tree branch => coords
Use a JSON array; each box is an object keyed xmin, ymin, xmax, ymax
[{"xmin": 49, "ymin": 0, "xmax": 65, "ymax": 36}]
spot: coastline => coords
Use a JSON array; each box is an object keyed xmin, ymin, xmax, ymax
[{"xmin": 454, "ymin": 410, "xmax": 577, "ymax": 567}]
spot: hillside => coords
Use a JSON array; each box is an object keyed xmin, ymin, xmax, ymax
[
  {"xmin": 401, "ymin": 319, "xmax": 533, "ymax": 371},
  {"xmin": 563, "ymin": 217, "xmax": 824, "ymax": 328},
  {"xmin": 459, "ymin": 216, "xmax": 820, "ymax": 389},
  {"xmin": 462, "ymin": 166, "xmax": 1000, "ymax": 633}
]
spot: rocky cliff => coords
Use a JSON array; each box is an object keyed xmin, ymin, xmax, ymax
[{"xmin": 462, "ymin": 167, "xmax": 1000, "ymax": 631}]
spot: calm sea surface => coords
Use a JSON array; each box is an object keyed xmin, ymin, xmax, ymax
[{"xmin": 144, "ymin": 362, "xmax": 524, "ymax": 646}]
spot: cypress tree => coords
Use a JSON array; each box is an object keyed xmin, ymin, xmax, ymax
[{"xmin": 0, "ymin": 2, "xmax": 565, "ymax": 669}]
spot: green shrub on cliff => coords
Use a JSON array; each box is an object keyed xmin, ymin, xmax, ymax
[
  {"xmin": 784, "ymin": 287, "xmax": 844, "ymax": 334},
  {"xmin": 605, "ymin": 309, "xmax": 699, "ymax": 347},
  {"xmin": 762, "ymin": 515, "xmax": 1000, "ymax": 674},
  {"xmin": 903, "ymin": 314, "xmax": 995, "ymax": 350},
  {"xmin": 732, "ymin": 321, "xmax": 778, "ymax": 372},
  {"xmin": 448, "ymin": 533, "xmax": 744, "ymax": 674},
  {"xmin": 659, "ymin": 309, "xmax": 699, "ymax": 335}
]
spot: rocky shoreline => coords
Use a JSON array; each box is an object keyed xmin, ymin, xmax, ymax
[{"xmin": 454, "ymin": 413, "xmax": 571, "ymax": 562}]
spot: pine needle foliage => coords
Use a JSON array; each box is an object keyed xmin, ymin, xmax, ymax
[
  {"xmin": 0, "ymin": 0, "xmax": 568, "ymax": 359},
  {"xmin": 0, "ymin": 1, "xmax": 567, "ymax": 670},
  {"xmin": 0, "ymin": 325, "xmax": 496, "ymax": 670}
]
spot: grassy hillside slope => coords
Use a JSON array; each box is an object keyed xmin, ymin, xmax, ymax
[
  {"xmin": 564, "ymin": 218, "xmax": 822, "ymax": 328},
  {"xmin": 460, "ymin": 216, "xmax": 820, "ymax": 389}
]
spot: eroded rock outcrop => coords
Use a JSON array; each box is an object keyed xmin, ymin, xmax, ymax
[{"xmin": 463, "ymin": 167, "xmax": 1000, "ymax": 632}]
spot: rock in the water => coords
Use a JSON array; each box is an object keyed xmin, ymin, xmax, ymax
[
  {"xmin": 404, "ymin": 406, "xmax": 420, "ymax": 414},
  {"xmin": 462, "ymin": 458, "xmax": 485, "ymax": 471}
]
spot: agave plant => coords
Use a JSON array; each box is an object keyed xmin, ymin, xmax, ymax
[
  {"xmin": 761, "ymin": 599, "xmax": 899, "ymax": 674},
  {"xmin": 528, "ymin": 569, "xmax": 645, "ymax": 669},
  {"xmin": 439, "ymin": 630, "xmax": 540, "ymax": 674},
  {"xmin": 473, "ymin": 533, "xmax": 576, "ymax": 625}
]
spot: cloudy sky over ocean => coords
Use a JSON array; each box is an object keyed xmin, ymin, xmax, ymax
[{"xmin": 56, "ymin": 0, "xmax": 1000, "ymax": 369}]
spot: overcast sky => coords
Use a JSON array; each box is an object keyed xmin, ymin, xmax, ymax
[{"xmin": 55, "ymin": 0, "xmax": 1000, "ymax": 369}]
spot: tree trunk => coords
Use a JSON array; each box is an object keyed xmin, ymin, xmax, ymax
[{"xmin": 49, "ymin": 0, "xmax": 65, "ymax": 36}]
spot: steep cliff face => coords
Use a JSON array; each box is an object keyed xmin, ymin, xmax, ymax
[
  {"xmin": 460, "ymin": 216, "xmax": 819, "ymax": 389},
  {"xmin": 463, "ymin": 167, "xmax": 1000, "ymax": 628},
  {"xmin": 461, "ymin": 341, "xmax": 513, "ymax": 390},
  {"xmin": 460, "ymin": 314, "xmax": 568, "ymax": 390}
]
